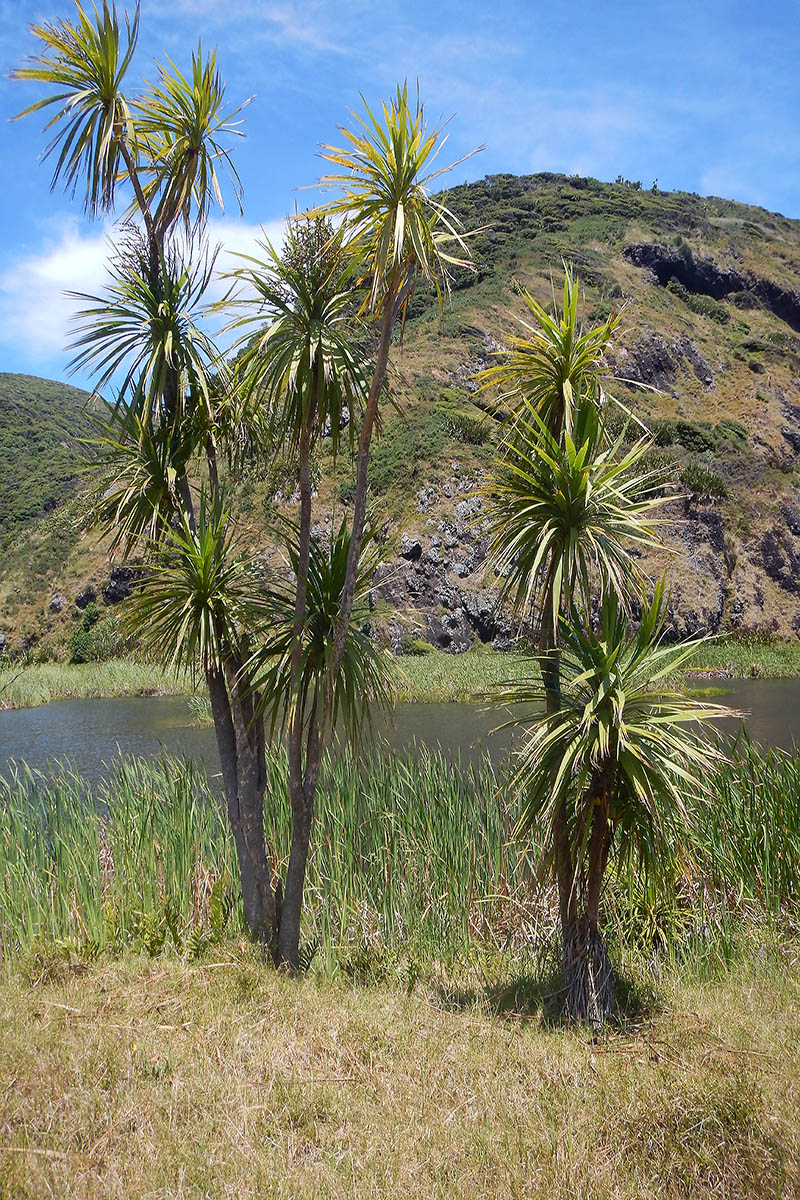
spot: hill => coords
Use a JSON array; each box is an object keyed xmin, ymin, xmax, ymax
[
  {"xmin": 2, "ymin": 173, "xmax": 800, "ymax": 658},
  {"xmin": 0, "ymin": 373, "xmax": 95, "ymax": 543}
]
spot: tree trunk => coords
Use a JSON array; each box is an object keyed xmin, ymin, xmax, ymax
[
  {"xmin": 279, "ymin": 699, "xmax": 323, "ymax": 970},
  {"xmin": 330, "ymin": 273, "xmax": 400, "ymax": 680},
  {"xmin": 207, "ymin": 665, "xmax": 277, "ymax": 948},
  {"xmin": 280, "ymin": 414, "xmax": 318, "ymax": 971},
  {"xmin": 562, "ymin": 796, "xmax": 614, "ymax": 1025}
]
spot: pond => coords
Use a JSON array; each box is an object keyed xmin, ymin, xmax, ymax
[{"xmin": 1, "ymin": 676, "xmax": 799, "ymax": 786}]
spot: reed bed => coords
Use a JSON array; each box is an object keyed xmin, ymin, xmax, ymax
[{"xmin": 1, "ymin": 740, "xmax": 798, "ymax": 977}]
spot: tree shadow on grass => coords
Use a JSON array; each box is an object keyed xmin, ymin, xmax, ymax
[{"xmin": 433, "ymin": 949, "xmax": 662, "ymax": 1032}]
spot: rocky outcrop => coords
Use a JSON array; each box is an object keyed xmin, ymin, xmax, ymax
[
  {"xmin": 609, "ymin": 332, "xmax": 713, "ymax": 391},
  {"xmin": 624, "ymin": 242, "xmax": 800, "ymax": 333},
  {"xmin": 74, "ymin": 584, "xmax": 97, "ymax": 610},
  {"xmin": 103, "ymin": 566, "xmax": 144, "ymax": 605}
]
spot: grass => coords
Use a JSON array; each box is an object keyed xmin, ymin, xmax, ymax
[
  {"xmin": 0, "ymin": 659, "xmax": 194, "ymax": 709},
  {"xmin": 2, "ymin": 740, "xmax": 799, "ymax": 976},
  {"xmin": 392, "ymin": 650, "xmax": 535, "ymax": 702},
  {"xmin": 1, "ymin": 954, "xmax": 798, "ymax": 1199},
  {"xmin": 686, "ymin": 636, "xmax": 800, "ymax": 679},
  {"xmin": 3, "ymin": 634, "xmax": 799, "ymax": 713},
  {"xmin": 2, "ymin": 740, "xmax": 800, "ymax": 1196}
]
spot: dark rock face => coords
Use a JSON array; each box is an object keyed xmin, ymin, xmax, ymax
[
  {"xmin": 613, "ymin": 335, "xmax": 677, "ymax": 391},
  {"xmin": 676, "ymin": 335, "xmax": 714, "ymax": 386},
  {"xmin": 399, "ymin": 533, "xmax": 423, "ymax": 561},
  {"xmin": 760, "ymin": 527, "xmax": 800, "ymax": 594},
  {"xmin": 781, "ymin": 399, "xmax": 800, "ymax": 453},
  {"xmin": 103, "ymin": 566, "xmax": 144, "ymax": 605},
  {"xmin": 49, "ymin": 592, "xmax": 67, "ymax": 614},
  {"xmin": 74, "ymin": 584, "xmax": 96, "ymax": 610},
  {"xmin": 624, "ymin": 242, "xmax": 800, "ymax": 333},
  {"xmin": 426, "ymin": 611, "xmax": 472, "ymax": 652},
  {"xmin": 609, "ymin": 332, "xmax": 712, "ymax": 391}
]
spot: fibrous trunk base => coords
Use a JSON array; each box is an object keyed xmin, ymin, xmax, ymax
[{"xmin": 563, "ymin": 922, "xmax": 615, "ymax": 1026}]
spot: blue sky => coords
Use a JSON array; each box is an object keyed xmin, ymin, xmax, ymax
[{"xmin": 0, "ymin": 0, "xmax": 798, "ymax": 386}]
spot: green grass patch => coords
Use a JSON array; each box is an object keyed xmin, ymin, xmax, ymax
[
  {"xmin": 0, "ymin": 659, "xmax": 193, "ymax": 709},
  {"xmin": 393, "ymin": 650, "xmax": 537, "ymax": 701},
  {"xmin": 2, "ymin": 739, "xmax": 799, "ymax": 975},
  {"xmin": 686, "ymin": 637, "xmax": 800, "ymax": 679}
]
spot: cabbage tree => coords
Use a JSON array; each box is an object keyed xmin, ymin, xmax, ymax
[
  {"xmin": 13, "ymin": 1, "xmax": 281, "ymax": 944},
  {"xmin": 310, "ymin": 83, "xmax": 482, "ymax": 683},
  {"xmin": 497, "ymin": 586, "xmax": 730, "ymax": 1022}
]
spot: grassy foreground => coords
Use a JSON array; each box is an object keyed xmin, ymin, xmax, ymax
[
  {"xmin": 1, "ymin": 953, "xmax": 798, "ymax": 1199},
  {"xmin": 2, "ymin": 745, "xmax": 800, "ymax": 1196},
  {"xmin": 3, "ymin": 633, "xmax": 800, "ymax": 710}
]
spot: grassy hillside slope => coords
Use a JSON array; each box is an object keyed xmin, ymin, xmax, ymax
[
  {"xmin": 0, "ymin": 373, "xmax": 94, "ymax": 544},
  {"xmin": 3, "ymin": 173, "xmax": 800, "ymax": 657}
]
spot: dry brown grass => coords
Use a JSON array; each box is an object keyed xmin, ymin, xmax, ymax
[{"xmin": 1, "ymin": 951, "xmax": 799, "ymax": 1199}]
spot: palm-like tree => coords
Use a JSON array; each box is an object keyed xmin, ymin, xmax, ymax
[
  {"xmin": 125, "ymin": 498, "xmax": 278, "ymax": 942},
  {"xmin": 481, "ymin": 267, "xmax": 707, "ymax": 1020},
  {"xmin": 497, "ymin": 585, "xmax": 730, "ymax": 1022},
  {"xmin": 485, "ymin": 398, "xmax": 667, "ymax": 636},
  {"xmin": 13, "ymin": 2, "xmax": 283, "ymax": 943},
  {"xmin": 226, "ymin": 216, "xmax": 392, "ymax": 968},
  {"xmin": 253, "ymin": 517, "xmax": 396, "ymax": 965},
  {"xmin": 12, "ymin": 1, "xmax": 139, "ymax": 216},
  {"xmin": 310, "ymin": 83, "xmax": 482, "ymax": 682},
  {"xmin": 135, "ymin": 45, "xmax": 248, "ymax": 238},
  {"xmin": 70, "ymin": 233, "xmax": 222, "ymax": 436},
  {"xmin": 477, "ymin": 269, "xmax": 622, "ymax": 437}
]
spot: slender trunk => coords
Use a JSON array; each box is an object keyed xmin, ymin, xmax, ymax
[
  {"xmin": 330, "ymin": 274, "xmax": 400, "ymax": 685},
  {"xmin": 178, "ymin": 473, "xmax": 197, "ymax": 534},
  {"xmin": 280, "ymin": 408, "xmax": 317, "ymax": 972},
  {"xmin": 206, "ymin": 437, "xmax": 220, "ymax": 506},
  {"xmin": 207, "ymin": 665, "xmax": 277, "ymax": 948},
  {"xmin": 280, "ymin": 698, "xmax": 323, "ymax": 969},
  {"xmin": 563, "ymin": 786, "xmax": 614, "ymax": 1024},
  {"xmin": 118, "ymin": 139, "xmax": 155, "ymax": 244},
  {"xmin": 538, "ymin": 578, "xmax": 575, "ymax": 952}
]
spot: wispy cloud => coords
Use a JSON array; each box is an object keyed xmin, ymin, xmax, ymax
[
  {"xmin": 148, "ymin": 0, "xmax": 347, "ymax": 54},
  {"xmin": 0, "ymin": 214, "xmax": 287, "ymax": 374}
]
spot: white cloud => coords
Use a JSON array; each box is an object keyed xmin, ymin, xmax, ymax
[
  {"xmin": 0, "ymin": 214, "xmax": 287, "ymax": 369},
  {"xmin": 0, "ymin": 218, "xmax": 111, "ymax": 361}
]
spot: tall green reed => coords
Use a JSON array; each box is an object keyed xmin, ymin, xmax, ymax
[{"xmin": 1, "ymin": 737, "xmax": 798, "ymax": 974}]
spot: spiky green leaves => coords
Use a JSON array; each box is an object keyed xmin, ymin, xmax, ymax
[
  {"xmin": 14, "ymin": 5, "xmax": 245, "ymax": 232},
  {"xmin": 486, "ymin": 399, "xmax": 668, "ymax": 633},
  {"xmin": 310, "ymin": 82, "xmax": 482, "ymax": 321},
  {"xmin": 69, "ymin": 231, "xmax": 223, "ymax": 433},
  {"xmin": 87, "ymin": 408, "xmax": 188, "ymax": 555},
  {"xmin": 125, "ymin": 498, "xmax": 266, "ymax": 677},
  {"xmin": 137, "ymin": 45, "xmax": 248, "ymax": 234},
  {"xmin": 253, "ymin": 518, "xmax": 396, "ymax": 742},
  {"xmin": 501, "ymin": 584, "xmax": 732, "ymax": 879},
  {"xmin": 12, "ymin": 1, "xmax": 139, "ymax": 215},
  {"xmin": 227, "ymin": 219, "xmax": 369, "ymax": 461},
  {"xmin": 477, "ymin": 269, "xmax": 622, "ymax": 437}
]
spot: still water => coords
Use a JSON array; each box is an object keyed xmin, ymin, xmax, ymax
[{"xmin": 1, "ymin": 677, "xmax": 799, "ymax": 786}]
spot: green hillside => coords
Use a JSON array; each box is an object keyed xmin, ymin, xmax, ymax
[
  {"xmin": 0, "ymin": 373, "xmax": 94, "ymax": 544},
  {"xmin": 3, "ymin": 173, "xmax": 800, "ymax": 657}
]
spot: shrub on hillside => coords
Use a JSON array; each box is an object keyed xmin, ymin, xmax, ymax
[{"xmin": 681, "ymin": 461, "xmax": 729, "ymax": 500}]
